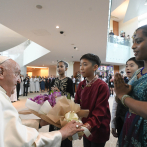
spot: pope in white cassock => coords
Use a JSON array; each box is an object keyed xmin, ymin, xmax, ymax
[
  {"xmin": 0, "ymin": 56, "xmax": 83, "ymax": 147},
  {"xmin": 34, "ymin": 76, "xmax": 40, "ymax": 92}
]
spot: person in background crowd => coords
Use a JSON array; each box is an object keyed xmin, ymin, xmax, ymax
[
  {"xmin": 30, "ymin": 76, "xmax": 35, "ymax": 93},
  {"xmin": 102, "ymin": 75, "xmax": 107, "ymax": 83},
  {"xmin": 123, "ymin": 74, "xmax": 129, "ymax": 84},
  {"xmin": 50, "ymin": 60, "xmax": 74, "ymax": 147},
  {"xmin": 46, "ymin": 76, "xmax": 51, "ymax": 92},
  {"xmin": 109, "ymin": 30, "xmax": 114, "ymax": 35},
  {"xmin": 23, "ymin": 76, "xmax": 29, "ymax": 96},
  {"xmin": 34, "ymin": 76, "xmax": 40, "ymax": 92},
  {"xmin": 127, "ymin": 35, "xmax": 130, "ymax": 41},
  {"xmin": 51, "ymin": 75, "xmax": 55, "ymax": 87},
  {"xmin": 72, "ymin": 76, "xmax": 75, "ymax": 93},
  {"xmin": 109, "ymin": 75, "xmax": 114, "ymax": 97},
  {"xmin": 111, "ymin": 57, "xmax": 144, "ymax": 140},
  {"xmin": 16, "ymin": 77, "xmax": 20, "ymax": 100},
  {"xmin": 40, "ymin": 77, "xmax": 45, "ymax": 92},
  {"xmin": 20, "ymin": 75, "xmax": 24, "ymax": 95},
  {"xmin": 75, "ymin": 53, "xmax": 110, "ymax": 147}
]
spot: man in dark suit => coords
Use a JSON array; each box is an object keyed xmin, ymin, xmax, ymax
[
  {"xmin": 50, "ymin": 75, "xmax": 56, "ymax": 87},
  {"xmin": 23, "ymin": 76, "xmax": 30, "ymax": 96},
  {"xmin": 46, "ymin": 76, "xmax": 51, "ymax": 92},
  {"xmin": 16, "ymin": 79, "xmax": 20, "ymax": 100}
]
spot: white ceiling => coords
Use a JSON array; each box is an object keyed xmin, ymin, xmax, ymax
[
  {"xmin": 0, "ymin": 0, "xmax": 110, "ymax": 67},
  {"xmin": 124, "ymin": 0, "xmax": 147, "ymax": 22},
  {"xmin": 0, "ymin": 24, "xmax": 26, "ymax": 51},
  {"xmin": 111, "ymin": 0, "xmax": 126, "ymax": 12},
  {"xmin": 111, "ymin": 0, "xmax": 129, "ymax": 22}
]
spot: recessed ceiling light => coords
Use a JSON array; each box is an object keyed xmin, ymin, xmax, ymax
[
  {"xmin": 36, "ymin": 5, "xmax": 42, "ymax": 9},
  {"xmin": 56, "ymin": 26, "xmax": 59, "ymax": 29}
]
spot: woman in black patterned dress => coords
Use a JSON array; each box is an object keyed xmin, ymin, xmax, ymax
[{"xmin": 49, "ymin": 60, "xmax": 74, "ymax": 147}]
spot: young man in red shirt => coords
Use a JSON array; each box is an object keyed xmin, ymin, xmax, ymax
[{"xmin": 75, "ymin": 53, "xmax": 110, "ymax": 147}]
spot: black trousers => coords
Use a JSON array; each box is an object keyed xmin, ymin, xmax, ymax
[
  {"xmin": 49, "ymin": 125, "xmax": 72, "ymax": 147},
  {"xmin": 73, "ymin": 83, "xmax": 75, "ymax": 93},
  {"xmin": 16, "ymin": 83, "xmax": 20, "ymax": 99},
  {"xmin": 83, "ymin": 137, "xmax": 105, "ymax": 147},
  {"xmin": 23, "ymin": 86, "xmax": 28, "ymax": 96},
  {"xmin": 116, "ymin": 117, "xmax": 124, "ymax": 138}
]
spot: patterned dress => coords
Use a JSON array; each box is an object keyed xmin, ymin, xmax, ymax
[
  {"xmin": 119, "ymin": 69, "xmax": 147, "ymax": 147},
  {"xmin": 52, "ymin": 77, "xmax": 74, "ymax": 97}
]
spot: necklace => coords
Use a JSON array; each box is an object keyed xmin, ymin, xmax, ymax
[
  {"xmin": 140, "ymin": 67, "xmax": 147, "ymax": 76},
  {"xmin": 59, "ymin": 76, "xmax": 66, "ymax": 80}
]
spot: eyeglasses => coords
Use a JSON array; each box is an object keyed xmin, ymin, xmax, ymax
[{"xmin": 14, "ymin": 72, "xmax": 21, "ymax": 77}]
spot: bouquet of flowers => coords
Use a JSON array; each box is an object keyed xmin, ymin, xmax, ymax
[{"xmin": 22, "ymin": 92, "xmax": 90, "ymax": 140}]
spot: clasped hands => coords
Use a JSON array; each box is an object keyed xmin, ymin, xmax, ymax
[{"xmin": 114, "ymin": 73, "xmax": 132, "ymax": 100}]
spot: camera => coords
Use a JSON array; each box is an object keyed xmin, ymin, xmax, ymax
[{"xmin": 60, "ymin": 31, "xmax": 64, "ymax": 34}]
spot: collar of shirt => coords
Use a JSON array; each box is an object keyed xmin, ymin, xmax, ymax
[
  {"xmin": 0, "ymin": 86, "xmax": 11, "ymax": 103},
  {"xmin": 85, "ymin": 76, "xmax": 98, "ymax": 86}
]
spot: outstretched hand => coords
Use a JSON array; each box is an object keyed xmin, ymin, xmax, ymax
[
  {"xmin": 60, "ymin": 120, "xmax": 84, "ymax": 141},
  {"xmin": 114, "ymin": 73, "xmax": 132, "ymax": 99}
]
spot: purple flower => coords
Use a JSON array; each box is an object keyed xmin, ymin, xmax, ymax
[
  {"xmin": 29, "ymin": 92, "xmax": 58, "ymax": 107},
  {"xmin": 52, "ymin": 92, "xmax": 61, "ymax": 98}
]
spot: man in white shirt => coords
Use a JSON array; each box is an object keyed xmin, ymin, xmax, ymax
[{"xmin": 0, "ymin": 56, "xmax": 83, "ymax": 147}]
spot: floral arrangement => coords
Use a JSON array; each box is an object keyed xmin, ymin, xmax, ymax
[{"xmin": 24, "ymin": 92, "xmax": 90, "ymax": 140}]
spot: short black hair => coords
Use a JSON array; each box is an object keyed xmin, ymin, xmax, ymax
[
  {"xmin": 57, "ymin": 60, "xmax": 68, "ymax": 68},
  {"xmin": 126, "ymin": 57, "xmax": 144, "ymax": 68},
  {"xmin": 136, "ymin": 25, "xmax": 147, "ymax": 37},
  {"xmin": 80, "ymin": 53, "xmax": 101, "ymax": 67}
]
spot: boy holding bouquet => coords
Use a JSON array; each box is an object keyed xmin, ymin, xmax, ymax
[{"xmin": 75, "ymin": 53, "xmax": 110, "ymax": 147}]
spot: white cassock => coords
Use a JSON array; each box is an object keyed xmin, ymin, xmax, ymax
[
  {"xmin": 34, "ymin": 78, "xmax": 40, "ymax": 92},
  {"xmin": 0, "ymin": 86, "xmax": 62, "ymax": 147},
  {"xmin": 10, "ymin": 88, "xmax": 17, "ymax": 102},
  {"xmin": 30, "ymin": 78, "xmax": 35, "ymax": 92}
]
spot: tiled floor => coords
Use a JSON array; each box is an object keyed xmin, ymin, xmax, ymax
[{"xmin": 13, "ymin": 91, "xmax": 117, "ymax": 147}]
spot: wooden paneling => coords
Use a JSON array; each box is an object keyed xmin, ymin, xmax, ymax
[
  {"xmin": 73, "ymin": 62, "xmax": 80, "ymax": 78},
  {"xmin": 113, "ymin": 21, "xmax": 119, "ymax": 36},
  {"xmin": 114, "ymin": 65, "xmax": 119, "ymax": 74}
]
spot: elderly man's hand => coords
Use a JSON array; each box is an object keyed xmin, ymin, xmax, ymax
[{"xmin": 60, "ymin": 120, "xmax": 84, "ymax": 141}]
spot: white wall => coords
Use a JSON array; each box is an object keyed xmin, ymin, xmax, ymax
[
  {"xmin": 109, "ymin": 19, "xmax": 113, "ymax": 32},
  {"xmin": 49, "ymin": 66, "xmax": 56, "ymax": 76},
  {"xmin": 119, "ymin": 65, "xmax": 126, "ymax": 74},
  {"xmin": 67, "ymin": 62, "xmax": 74, "ymax": 78},
  {"xmin": 111, "ymin": 0, "xmax": 126, "ymax": 11},
  {"xmin": 119, "ymin": 17, "xmax": 138, "ymax": 57}
]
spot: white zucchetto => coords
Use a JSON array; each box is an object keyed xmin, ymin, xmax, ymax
[{"xmin": 0, "ymin": 56, "xmax": 11, "ymax": 65}]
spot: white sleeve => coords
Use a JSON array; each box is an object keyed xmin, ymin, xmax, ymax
[
  {"xmin": 111, "ymin": 98, "xmax": 118, "ymax": 129},
  {"xmin": 35, "ymin": 131, "xmax": 62, "ymax": 147},
  {"xmin": 1, "ymin": 96, "xmax": 62, "ymax": 147}
]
